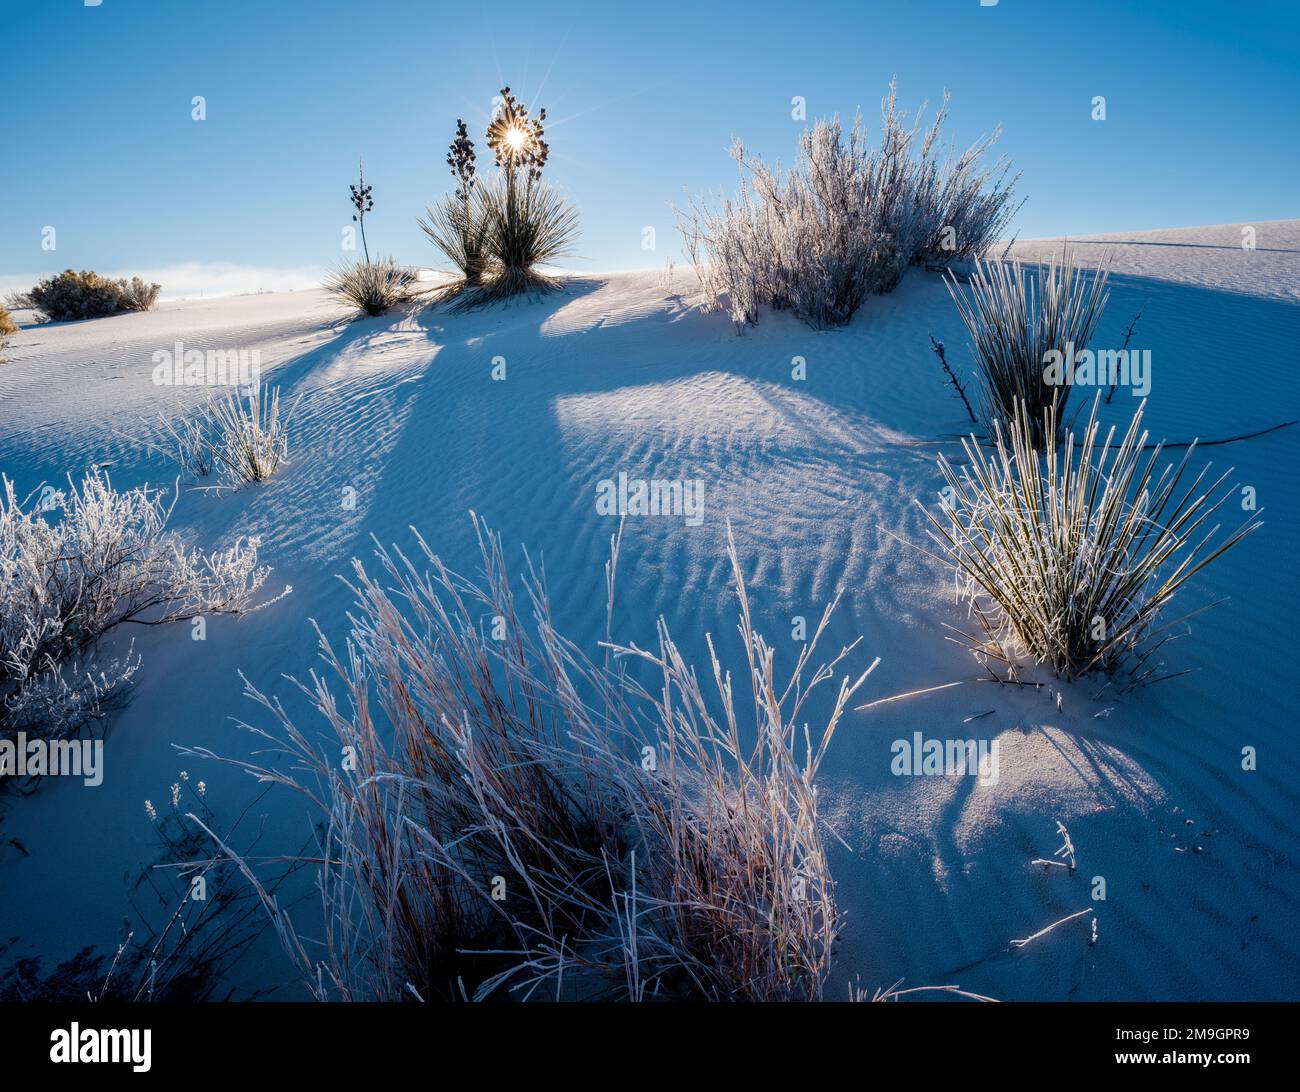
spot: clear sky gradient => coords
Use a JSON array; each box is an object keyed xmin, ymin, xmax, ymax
[{"xmin": 2, "ymin": 0, "xmax": 1297, "ymax": 290}]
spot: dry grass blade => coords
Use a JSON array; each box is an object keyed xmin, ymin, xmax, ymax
[{"xmin": 204, "ymin": 384, "xmax": 296, "ymax": 485}]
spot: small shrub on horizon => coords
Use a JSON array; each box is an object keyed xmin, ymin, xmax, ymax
[
  {"xmin": 946, "ymin": 248, "xmax": 1111, "ymax": 447},
  {"xmin": 8, "ymin": 270, "xmax": 161, "ymax": 323},
  {"xmin": 0, "ymin": 306, "xmax": 14, "ymax": 362},
  {"xmin": 917, "ymin": 396, "xmax": 1259, "ymax": 683}
]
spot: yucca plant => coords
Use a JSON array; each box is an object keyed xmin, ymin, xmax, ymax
[
  {"xmin": 418, "ymin": 120, "xmax": 490, "ymax": 291},
  {"xmin": 476, "ymin": 87, "xmax": 579, "ymax": 299},
  {"xmin": 205, "ymin": 384, "xmax": 296, "ymax": 484},
  {"xmin": 476, "ymin": 174, "xmax": 579, "ymax": 298},
  {"xmin": 946, "ymin": 250, "xmax": 1110, "ymax": 447},
  {"xmin": 323, "ymin": 257, "xmax": 419, "ymax": 316},
  {"xmin": 918, "ymin": 396, "xmax": 1259, "ymax": 682}
]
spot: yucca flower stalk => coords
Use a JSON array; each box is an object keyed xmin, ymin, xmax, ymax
[
  {"xmin": 348, "ymin": 158, "xmax": 375, "ymax": 263},
  {"xmin": 418, "ymin": 120, "xmax": 490, "ymax": 288},
  {"xmin": 475, "ymin": 86, "xmax": 576, "ymax": 299},
  {"xmin": 946, "ymin": 249, "xmax": 1110, "ymax": 447},
  {"xmin": 918, "ymin": 396, "xmax": 1259, "ymax": 681}
]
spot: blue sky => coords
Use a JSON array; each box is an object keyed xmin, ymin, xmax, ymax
[{"xmin": 2, "ymin": 0, "xmax": 1296, "ymax": 291}]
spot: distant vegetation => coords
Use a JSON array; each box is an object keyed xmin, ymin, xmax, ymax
[{"xmin": 8, "ymin": 269, "xmax": 161, "ymax": 323}]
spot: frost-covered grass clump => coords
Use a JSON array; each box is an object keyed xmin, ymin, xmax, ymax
[
  {"xmin": 134, "ymin": 384, "xmax": 296, "ymax": 487},
  {"xmin": 0, "ymin": 472, "xmax": 287, "ymax": 753},
  {"xmin": 947, "ymin": 249, "xmax": 1110, "ymax": 447},
  {"xmin": 677, "ymin": 81, "xmax": 1021, "ymax": 330},
  {"xmin": 919, "ymin": 397, "xmax": 1259, "ymax": 682},
  {"xmin": 192, "ymin": 520, "xmax": 871, "ymax": 1002}
]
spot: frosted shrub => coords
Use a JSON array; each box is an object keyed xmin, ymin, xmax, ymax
[
  {"xmin": 919, "ymin": 397, "xmax": 1259, "ymax": 682},
  {"xmin": 0, "ymin": 472, "xmax": 287, "ymax": 748},
  {"xmin": 190, "ymin": 521, "xmax": 871, "ymax": 1002},
  {"xmin": 677, "ymin": 82, "xmax": 1020, "ymax": 330}
]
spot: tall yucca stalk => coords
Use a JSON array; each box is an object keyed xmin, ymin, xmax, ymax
[
  {"xmin": 947, "ymin": 250, "xmax": 1110, "ymax": 447},
  {"xmin": 919, "ymin": 396, "xmax": 1259, "ymax": 681}
]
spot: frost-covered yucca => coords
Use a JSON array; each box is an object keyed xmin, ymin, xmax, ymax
[
  {"xmin": 190, "ymin": 520, "xmax": 870, "ymax": 1001},
  {"xmin": 323, "ymin": 257, "xmax": 419, "ymax": 316},
  {"xmin": 0, "ymin": 472, "xmax": 284, "ymax": 747},
  {"xmin": 947, "ymin": 250, "xmax": 1110, "ymax": 446},
  {"xmin": 678, "ymin": 82, "xmax": 1020, "ymax": 330},
  {"xmin": 204, "ymin": 384, "xmax": 295, "ymax": 485},
  {"xmin": 920, "ymin": 397, "xmax": 1259, "ymax": 681}
]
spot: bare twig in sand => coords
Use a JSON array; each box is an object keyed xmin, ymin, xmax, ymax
[
  {"xmin": 1009, "ymin": 907, "xmax": 1093, "ymax": 950},
  {"xmin": 930, "ymin": 336, "xmax": 978, "ymax": 424},
  {"xmin": 1106, "ymin": 306, "xmax": 1144, "ymax": 404},
  {"xmin": 1053, "ymin": 820, "xmax": 1077, "ymax": 872},
  {"xmin": 856, "ymin": 977, "xmax": 998, "ymax": 1003}
]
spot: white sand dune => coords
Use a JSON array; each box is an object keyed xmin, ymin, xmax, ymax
[{"xmin": 1, "ymin": 221, "xmax": 1297, "ymax": 999}]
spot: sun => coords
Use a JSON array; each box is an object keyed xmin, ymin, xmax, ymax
[{"xmin": 504, "ymin": 125, "xmax": 528, "ymax": 153}]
